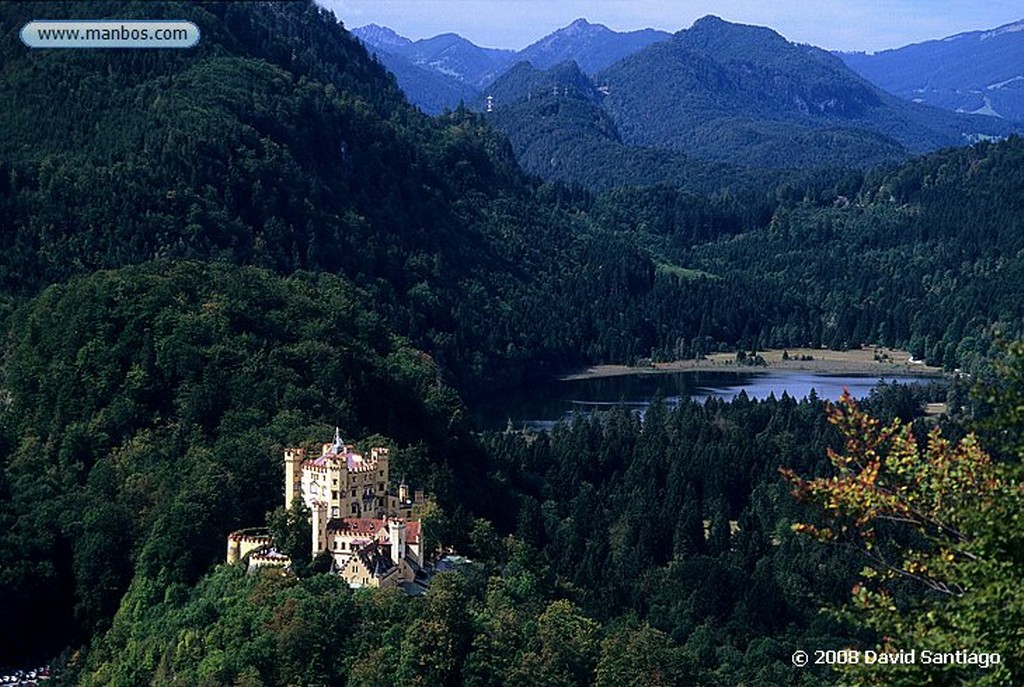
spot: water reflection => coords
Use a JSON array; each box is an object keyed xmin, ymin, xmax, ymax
[{"xmin": 473, "ymin": 370, "xmax": 938, "ymax": 431}]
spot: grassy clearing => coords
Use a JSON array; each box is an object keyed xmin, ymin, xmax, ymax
[{"xmin": 655, "ymin": 261, "xmax": 717, "ymax": 280}]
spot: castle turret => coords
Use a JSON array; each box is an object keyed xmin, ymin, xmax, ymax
[
  {"xmin": 388, "ymin": 518, "xmax": 406, "ymax": 566},
  {"xmin": 227, "ymin": 537, "xmax": 241, "ymax": 565},
  {"xmin": 284, "ymin": 447, "xmax": 305, "ymax": 508},
  {"xmin": 312, "ymin": 501, "xmax": 328, "ymax": 556}
]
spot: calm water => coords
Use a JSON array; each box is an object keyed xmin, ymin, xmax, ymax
[{"xmin": 472, "ymin": 369, "xmax": 939, "ymax": 431}]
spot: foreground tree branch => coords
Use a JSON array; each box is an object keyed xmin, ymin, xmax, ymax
[{"xmin": 782, "ymin": 391, "xmax": 1024, "ymax": 686}]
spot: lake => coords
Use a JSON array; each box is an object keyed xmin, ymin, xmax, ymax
[{"xmin": 472, "ymin": 369, "xmax": 941, "ymax": 431}]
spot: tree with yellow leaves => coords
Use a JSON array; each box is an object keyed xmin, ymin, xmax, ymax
[{"xmin": 783, "ymin": 391, "xmax": 1024, "ymax": 686}]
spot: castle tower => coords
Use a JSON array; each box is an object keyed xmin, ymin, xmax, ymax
[
  {"xmin": 284, "ymin": 447, "xmax": 305, "ymax": 508},
  {"xmin": 227, "ymin": 537, "xmax": 241, "ymax": 565},
  {"xmin": 312, "ymin": 501, "xmax": 328, "ymax": 556},
  {"xmin": 388, "ymin": 518, "xmax": 406, "ymax": 566}
]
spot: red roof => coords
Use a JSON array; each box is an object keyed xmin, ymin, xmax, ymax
[
  {"xmin": 326, "ymin": 517, "xmax": 421, "ymax": 543},
  {"xmin": 327, "ymin": 517, "xmax": 384, "ymax": 537}
]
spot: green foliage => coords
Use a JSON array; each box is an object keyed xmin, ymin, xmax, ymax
[
  {"xmin": 598, "ymin": 16, "xmax": 1012, "ymax": 163},
  {"xmin": 482, "ymin": 17, "xmax": 1016, "ymax": 194},
  {"xmin": 72, "ymin": 554, "xmax": 685, "ymax": 687},
  {"xmin": 594, "ymin": 621, "xmax": 694, "ymax": 687},
  {"xmin": 2, "ymin": 1, "xmax": 1024, "ymax": 683},
  {"xmin": 0, "ymin": 261, "xmax": 470, "ymax": 662},
  {"xmin": 0, "ymin": 0, "xmax": 680, "ymax": 396},
  {"xmin": 786, "ymin": 393, "xmax": 1024, "ymax": 685},
  {"xmin": 266, "ymin": 500, "xmax": 312, "ymax": 576},
  {"xmin": 480, "ymin": 395, "xmax": 860, "ymax": 684}
]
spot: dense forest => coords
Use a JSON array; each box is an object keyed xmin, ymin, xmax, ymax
[
  {"xmin": 67, "ymin": 393, "xmax": 863, "ymax": 686},
  {"xmin": 1, "ymin": 1, "xmax": 1024, "ymax": 685}
]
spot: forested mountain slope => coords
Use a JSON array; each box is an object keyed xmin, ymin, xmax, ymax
[
  {"xmin": 678, "ymin": 135, "xmax": 1024, "ymax": 368},
  {"xmin": 0, "ymin": 0, "xmax": 671, "ymax": 395},
  {"xmin": 4, "ymin": 2, "xmax": 1024, "ymax": 684},
  {"xmin": 353, "ymin": 40, "xmax": 482, "ymax": 115},
  {"xmin": 598, "ymin": 16, "xmax": 1017, "ymax": 167},
  {"xmin": 839, "ymin": 19, "xmax": 1024, "ymax": 122},
  {"xmin": 0, "ymin": 262, "xmax": 488, "ymax": 664},
  {"xmin": 352, "ymin": 19, "xmax": 669, "ymax": 114},
  {"xmin": 351, "ymin": 26, "xmax": 515, "ymax": 90},
  {"xmin": 478, "ymin": 16, "xmax": 1020, "ymax": 192},
  {"xmin": 516, "ymin": 18, "xmax": 670, "ymax": 74},
  {"xmin": 482, "ymin": 60, "xmax": 874, "ymax": 193}
]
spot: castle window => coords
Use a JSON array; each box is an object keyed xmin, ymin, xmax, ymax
[
  {"xmin": 378, "ymin": 482, "xmax": 384, "ymax": 491},
  {"xmin": 332, "ymin": 507, "xmax": 339, "ymax": 517},
  {"xmin": 332, "ymin": 491, "xmax": 338, "ymax": 499}
]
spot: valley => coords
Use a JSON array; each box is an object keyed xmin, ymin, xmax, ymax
[{"xmin": 1, "ymin": 2, "xmax": 1023, "ymax": 686}]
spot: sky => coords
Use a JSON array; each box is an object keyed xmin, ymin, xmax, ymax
[{"xmin": 315, "ymin": 0, "xmax": 1024, "ymax": 53}]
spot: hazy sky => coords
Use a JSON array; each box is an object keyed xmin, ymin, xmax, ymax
[{"xmin": 315, "ymin": 0, "xmax": 1024, "ymax": 53}]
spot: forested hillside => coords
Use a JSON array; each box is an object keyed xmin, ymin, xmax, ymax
[
  {"xmin": 484, "ymin": 63, "xmax": 841, "ymax": 193},
  {"xmin": 3, "ymin": 1, "xmax": 1024, "ymax": 684},
  {"xmin": 599, "ymin": 16, "xmax": 1016, "ymax": 163},
  {"xmin": 677, "ymin": 136, "xmax": 1024, "ymax": 368},
  {"xmin": 839, "ymin": 20, "xmax": 1024, "ymax": 122},
  {"xmin": 70, "ymin": 392, "xmax": 884, "ymax": 686},
  {"xmin": 0, "ymin": 1, "xmax": 669, "ymax": 395},
  {"xmin": 0, "ymin": 262, "xmax": 487, "ymax": 664},
  {"xmin": 480, "ymin": 15, "xmax": 1021, "ymax": 192}
]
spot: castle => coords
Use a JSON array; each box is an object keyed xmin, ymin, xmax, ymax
[{"xmin": 227, "ymin": 430, "xmax": 429, "ymax": 590}]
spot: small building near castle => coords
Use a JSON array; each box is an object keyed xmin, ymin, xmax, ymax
[
  {"xmin": 313, "ymin": 513, "xmax": 424, "ymax": 588},
  {"xmin": 227, "ymin": 430, "xmax": 429, "ymax": 591}
]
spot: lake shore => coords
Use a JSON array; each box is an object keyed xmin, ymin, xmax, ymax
[{"xmin": 560, "ymin": 347, "xmax": 943, "ymax": 381}]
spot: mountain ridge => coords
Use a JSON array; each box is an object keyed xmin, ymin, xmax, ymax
[
  {"xmin": 477, "ymin": 15, "xmax": 1016, "ymax": 188},
  {"xmin": 838, "ymin": 18, "xmax": 1024, "ymax": 121},
  {"xmin": 516, "ymin": 17, "xmax": 670, "ymax": 74},
  {"xmin": 352, "ymin": 18, "xmax": 669, "ymax": 113}
]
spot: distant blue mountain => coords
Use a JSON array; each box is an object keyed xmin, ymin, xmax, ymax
[
  {"xmin": 353, "ymin": 24, "xmax": 515, "ymax": 90},
  {"xmin": 516, "ymin": 18, "xmax": 670, "ymax": 74},
  {"xmin": 595, "ymin": 16, "xmax": 1017, "ymax": 167},
  {"xmin": 838, "ymin": 20, "xmax": 1024, "ymax": 122},
  {"xmin": 352, "ymin": 20, "xmax": 669, "ymax": 114},
  {"xmin": 352, "ymin": 26, "xmax": 481, "ymax": 114},
  {"xmin": 476, "ymin": 15, "xmax": 1021, "ymax": 191}
]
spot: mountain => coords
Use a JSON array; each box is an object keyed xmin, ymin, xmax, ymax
[
  {"xmin": 0, "ymin": 0, "xmax": 681, "ymax": 664},
  {"xmin": 516, "ymin": 18, "xmax": 670, "ymax": 74},
  {"xmin": 480, "ymin": 16, "xmax": 1015, "ymax": 189},
  {"xmin": 358, "ymin": 41, "xmax": 482, "ymax": 114},
  {"xmin": 0, "ymin": 0, "xmax": 681, "ymax": 400},
  {"xmin": 483, "ymin": 61, "xmax": 809, "ymax": 193},
  {"xmin": 483, "ymin": 60, "xmax": 603, "ymax": 107},
  {"xmin": 594, "ymin": 16, "xmax": 1018, "ymax": 168},
  {"xmin": 350, "ymin": 23, "xmax": 411, "ymax": 52},
  {"xmin": 352, "ymin": 20, "xmax": 668, "ymax": 114},
  {"xmin": 352, "ymin": 24, "xmax": 518, "ymax": 113},
  {"xmin": 838, "ymin": 19, "xmax": 1024, "ymax": 122},
  {"xmin": 353, "ymin": 24, "xmax": 516, "ymax": 89}
]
